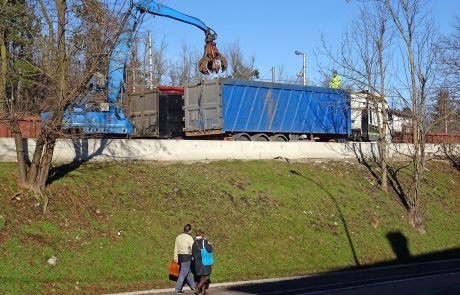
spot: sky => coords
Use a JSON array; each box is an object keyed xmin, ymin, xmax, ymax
[{"xmin": 136, "ymin": 0, "xmax": 459, "ymax": 85}]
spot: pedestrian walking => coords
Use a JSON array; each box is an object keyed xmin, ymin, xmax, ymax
[
  {"xmin": 192, "ymin": 229, "xmax": 213, "ymax": 295},
  {"xmin": 174, "ymin": 224, "xmax": 197, "ymax": 294}
]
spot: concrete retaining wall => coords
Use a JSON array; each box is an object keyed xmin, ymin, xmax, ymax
[{"xmin": 0, "ymin": 138, "xmax": 450, "ymax": 163}]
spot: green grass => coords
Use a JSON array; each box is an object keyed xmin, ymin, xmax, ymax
[{"xmin": 0, "ymin": 160, "xmax": 459, "ymax": 294}]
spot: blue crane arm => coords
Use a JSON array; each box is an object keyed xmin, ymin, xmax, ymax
[
  {"xmin": 136, "ymin": 0, "xmax": 210, "ymax": 33},
  {"xmin": 107, "ymin": 0, "xmax": 213, "ymax": 104}
]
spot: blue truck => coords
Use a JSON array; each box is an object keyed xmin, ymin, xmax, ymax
[{"xmin": 183, "ymin": 79, "xmax": 352, "ymax": 141}]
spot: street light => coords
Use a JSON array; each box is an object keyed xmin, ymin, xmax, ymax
[{"xmin": 295, "ymin": 50, "xmax": 307, "ymax": 86}]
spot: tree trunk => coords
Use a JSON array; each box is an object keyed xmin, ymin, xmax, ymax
[
  {"xmin": 27, "ymin": 136, "xmax": 45, "ymax": 185},
  {"xmin": 0, "ymin": 31, "xmax": 6, "ymax": 116},
  {"xmin": 408, "ymin": 204, "xmax": 423, "ymax": 232},
  {"xmin": 378, "ymin": 47, "xmax": 388, "ymax": 193},
  {"xmin": 11, "ymin": 123, "xmax": 28, "ymax": 184},
  {"xmin": 1, "ymin": 20, "xmax": 30, "ymax": 187},
  {"xmin": 36, "ymin": 140, "xmax": 56, "ymax": 190}
]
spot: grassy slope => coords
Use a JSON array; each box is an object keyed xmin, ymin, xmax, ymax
[{"xmin": 0, "ymin": 160, "xmax": 459, "ymax": 294}]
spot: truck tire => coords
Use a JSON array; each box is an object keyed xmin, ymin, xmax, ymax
[
  {"xmin": 251, "ymin": 133, "xmax": 269, "ymax": 141},
  {"xmin": 269, "ymin": 134, "xmax": 288, "ymax": 142},
  {"xmin": 233, "ymin": 133, "xmax": 251, "ymax": 141}
]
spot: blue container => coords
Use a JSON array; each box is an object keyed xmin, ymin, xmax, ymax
[{"xmin": 184, "ymin": 79, "xmax": 351, "ymax": 139}]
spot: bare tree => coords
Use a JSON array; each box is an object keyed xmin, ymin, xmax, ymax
[
  {"xmin": 1, "ymin": 0, "xmax": 40, "ymax": 184},
  {"xmin": 169, "ymin": 42, "xmax": 203, "ymax": 86},
  {"xmin": 434, "ymin": 17, "xmax": 460, "ymax": 136},
  {"xmin": 276, "ymin": 64, "xmax": 291, "ymax": 83},
  {"xmin": 1, "ymin": 0, "xmax": 127, "ymax": 208},
  {"xmin": 224, "ymin": 41, "xmax": 259, "ymax": 80},
  {"xmin": 123, "ymin": 34, "xmax": 169, "ymax": 90},
  {"xmin": 319, "ymin": 2, "xmax": 393, "ymax": 193},
  {"xmin": 429, "ymin": 87, "xmax": 459, "ymax": 133},
  {"xmin": 128, "ymin": 38, "xmax": 142, "ymax": 91},
  {"xmin": 437, "ymin": 17, "xmax": 460, "ymax": 99},
  {"xmin": 374, "ymin": 2, "xmax": 392, "ymax": 194},
  {"xmin": 382, "ymin": 0, "xmax": 438, "ymax": 231},
  {"xmin": 152, "ymin": 36, "xmax": 169, "ymax": 85}
]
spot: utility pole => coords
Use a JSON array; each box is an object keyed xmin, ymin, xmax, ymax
[
  {"xmin": 131, "ymin": 43, "xmax": 137, "ymax": 92},
  {"xmin": 148, "ymin": 31, "xmax": 154, "ymax": 89},
  {"xmin": 303, "ymin": 53, "xmax": 307, "ymax": 86},
  {"xmin": 295, "ymin": 50, "xmax": 307, "ymax": 86}
]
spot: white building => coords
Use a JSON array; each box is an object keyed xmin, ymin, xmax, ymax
[{"xmin": 350, "ymin": 91, "xmax": 387, "ymax": 141}]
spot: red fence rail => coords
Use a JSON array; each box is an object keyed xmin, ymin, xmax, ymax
[{"xmin": 391, "ymin": 132, "xmax": 460, "ymax": 144}]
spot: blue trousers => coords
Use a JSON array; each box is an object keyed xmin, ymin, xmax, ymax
[{"xmin": 175, "ymin": 260, "xmax": 196, "ymax": 292}]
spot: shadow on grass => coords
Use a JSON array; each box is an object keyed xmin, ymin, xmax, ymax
[
  {"xmin": 440, "ymin": 143, "xmax": 460, "ymax": 172},
  {"xmin": 348, "ymin": 142, "xmax": 381, "ymax": 185},
  {"xmin": 348, "ymin": 142, "xmax": 411, "ymax": 211},
  {"xmin": 386, "ymin": 231, "xmax": 411, "ymax": 262},
  {"xmin": 289, "ymin": 169, "xmax": 360, "ymax": 267},
  {"xmin": 225, "ymin": 231, "xmax": 460, "ymax": 294},
  {"xmin": 47, "ymin": 138, "xmax": 109, "ymax": 185}
]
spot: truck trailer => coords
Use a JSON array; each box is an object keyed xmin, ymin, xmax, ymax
[{"xmin": 183, "ymin": 79, "xmax": 352, "ymax": 141}]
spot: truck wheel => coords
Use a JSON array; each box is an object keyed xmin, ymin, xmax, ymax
[
  {"xmin": 233, "ymin": 133, "xmax": 251, "ymax": 141},
  {"xmin": 269, "ymin": 134, "xmax": 288, "ymax": 142},
  {"xmin": 251, "ymin": 133, "xmax": 269, "ymax": 141}
]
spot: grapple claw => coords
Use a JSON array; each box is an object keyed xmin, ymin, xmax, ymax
[
  {"xmin": 198, "ymin": 57, "xmax": 210, "ymax": 75},
  {"xmin": 198, "ymin": 31, "xmax": 227, "ymax": 75}
]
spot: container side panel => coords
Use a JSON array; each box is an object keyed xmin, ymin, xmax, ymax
[
  {"xmin": 224, "ymin": 84, "xmax": 252, "ymax": 131},
  {"xmin": 267, "ymin": 89, "xmax": 285, "ymax": 132},
  {"xmin": 183, "ymin": 83, "xmax": 201, "ymax": 131},
  {"xmin": 183, "ymin": 79, "xmax": 223, "ymax": 133},
  {"xmin": 202, "ymin": 81, "xmax": 221, "ymax": 130},
  {"xmin": 184, "ymin": 79, "xmax": 351, "ymax": 136},
  {"xmin": 127, "ymin": 92, "xmax": 159, "ymax": 137}
]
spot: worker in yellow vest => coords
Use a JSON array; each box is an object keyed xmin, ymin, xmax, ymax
[{"xmin": 329, "ymin": 70, "xmax": 341, "ymax": 89}]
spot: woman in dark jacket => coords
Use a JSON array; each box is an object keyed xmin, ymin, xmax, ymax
[{"xmin": 192, "ymin": 229, "xmax": 213, "ymax": 295}]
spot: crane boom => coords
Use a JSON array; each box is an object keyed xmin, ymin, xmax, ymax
[{"xmin": 108, "ymin": 0, "xmax": 224, "ymax": 104}]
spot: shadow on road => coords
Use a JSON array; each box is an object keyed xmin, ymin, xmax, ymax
[{"xmin": 225, "ymin": 230, "xmax": 460, "ymax": 294}]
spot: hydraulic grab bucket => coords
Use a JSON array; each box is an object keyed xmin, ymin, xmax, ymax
[{"xmin": 198, "ymin": 31, "xmax": 228, "ymax": 75}]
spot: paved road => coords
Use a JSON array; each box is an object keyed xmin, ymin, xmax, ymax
[{"xmin": 144, "ymin": 259, "xmax": 460, "ymax": 295}]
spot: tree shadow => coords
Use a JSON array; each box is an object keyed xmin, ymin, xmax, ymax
[
  {"xmin": 22, "ymin": 138, "xmax": 31, "ymax": 165},
  {"xmin": 387, "ymin": 165, "xmax": 410, "ymax": 210},
  {"xmin": 439, "ymin": 143, "xmax": 460, "ymax": 171},
  {"xmin": 347, "ymin": 142, "xmax": 381, "ymax": 184},
  {"xmin": 47, "ymin": 138, "xmax": 109, "ymax": 185},
  {"xmin": 289, "ymin": 169, "xmax": 360, "ymax": 267},
  {"xmin": 347, "ymin": 142, "xmax": 410, "ymax": 211}
]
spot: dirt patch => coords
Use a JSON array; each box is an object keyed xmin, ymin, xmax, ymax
[
  {"xmin": 254, "ymin": 192, "xmax": 282, "ymax": 208},
  {"xmin": 229, "ymin": 177, "xmax": 251, "ymax": 190}
]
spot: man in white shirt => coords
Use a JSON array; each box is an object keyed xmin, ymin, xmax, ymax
[{"xmin": 174, "ymin": 224, "xmax": 197, "ymax": 293}]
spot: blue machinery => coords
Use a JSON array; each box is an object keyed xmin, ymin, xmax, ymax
[{"xmin": 42, "ymin": 0, "xmax": 227, "ymax": 135}]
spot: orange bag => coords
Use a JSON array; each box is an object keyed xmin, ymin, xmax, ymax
[{"xmin": 168, "ymin": 260, "xmax": 180, "ymax": 281}]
